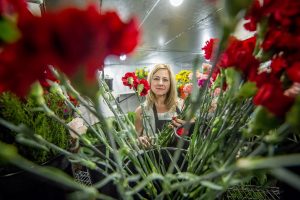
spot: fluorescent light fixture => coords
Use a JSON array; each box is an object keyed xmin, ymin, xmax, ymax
[
  {"xmin": 169, "ymin": 0, "xmax": 184, "ymax": 7},
  {"xmin": 120, "ymin": 54, "xmax": 127, "ymax": 61},
  {"xmin": 158, "ymin": 37, "xmax": 165, "ymax": 46}
]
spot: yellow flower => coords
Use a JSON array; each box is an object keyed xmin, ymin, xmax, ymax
[{"xmin": 175, "ymin": 70, "xmax": 192, "ymax": 84}]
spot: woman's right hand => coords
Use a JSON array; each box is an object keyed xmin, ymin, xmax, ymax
[{"xmin": 137, "ymin": 135, "xmax": 152, "ymax": 148}]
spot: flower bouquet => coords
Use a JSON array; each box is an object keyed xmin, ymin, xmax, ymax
[{"xmin": 0, "ymin": 0, "xmax": 300, "ymax": 199}]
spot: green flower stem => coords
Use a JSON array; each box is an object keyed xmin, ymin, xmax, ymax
[
  {"xmin": 237, "ymin": 154, "xmax": 300, "ymax": 170},
  {"xmin": 125, "ymin": 173, "xmax": 165, "ymax": 196},
  {"xmin": 271, "ymin": 168, "xmax": 300, "ymax": 191},
  {"xmin": 99, "ymin": 79, "xmax": 165, "ymax": 195},
  {"xmin": 189, "ymin": 99, "xmax": 252, "ymax": 174},
  {"xmin": 135, "ymin": 92, "xmax": 155, "ymax": 138},
  {"xmin": 52, "ymin": 69, "xmax": 100, "ymax": 119},
  {"xmin": 159, "ymin": 166, "xmax": 235, "ymax": 197},
  {"xmin": 167, "ymin": 142, "xmax": 187, "ymax": 174}
]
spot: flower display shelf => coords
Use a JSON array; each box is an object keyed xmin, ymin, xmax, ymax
[
  {"xmin": 0, "ymin": 154, "xmax": 73, "ymax": 200},
  {"xmin": 71, "ymin": 164, "xmax": 92, "ymax": 186},
  {"xmin": 223, "ymin": 185, "xmax": 280, "ymax": 200}
]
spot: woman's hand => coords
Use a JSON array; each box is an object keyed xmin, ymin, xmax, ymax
[
  {"xmin": 137, "ymin": 135, "xmax": 152, "ymax": 148},
  {"xmin": 171, "ymin": 117, "xmax": 186, "ymax": 128}
]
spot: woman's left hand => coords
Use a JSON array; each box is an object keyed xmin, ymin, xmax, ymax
[{"xmin": 171, "ymin": 117, "xmax": 186, "ymax": 128}]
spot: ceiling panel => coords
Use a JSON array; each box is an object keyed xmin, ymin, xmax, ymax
[
  {"xmin": 42, "ymin": 0, "xmax": 222, "ymax": 66},
  {"xmin": 101, "ymin": 0, "xmax": 221, "ymax": 66}
]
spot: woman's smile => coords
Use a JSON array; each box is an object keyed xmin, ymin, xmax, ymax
[{"xmin": 151, "ymin": 69, "xmax": 171, "ymax": 96}]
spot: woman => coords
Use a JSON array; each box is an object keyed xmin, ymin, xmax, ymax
[{"xmin": 135, "ymin": 64, "xmax": 185, "ymax": 147}]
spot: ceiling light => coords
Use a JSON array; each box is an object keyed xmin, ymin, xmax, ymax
[
  {"xmin": 158, "ymin": 37, "xmax": 165, "ymax": 46},
  {"xmin": 120, "ymin": 54, "xmax": 127, "ymax": 61},
  {"xmin": 169, "ymin": 0, "xmax": 184, "ymax": 7}
]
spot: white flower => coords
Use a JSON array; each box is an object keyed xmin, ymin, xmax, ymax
[{"xmin": 67, "ymin": 117, "xmax": 87, "ymax": 139}]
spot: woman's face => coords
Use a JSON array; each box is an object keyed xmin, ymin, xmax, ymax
[{"xmin": 151, "ymin": 69, "xmax": 171, "ymax": 97}]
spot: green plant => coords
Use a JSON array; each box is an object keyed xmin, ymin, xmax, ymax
[{"xmin": 0, "ymin": 92, "xmax": 70, "ymax": 164}]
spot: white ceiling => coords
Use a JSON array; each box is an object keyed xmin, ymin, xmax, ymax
[
  {"xmin": 101, "ymin": 0, "xmax": 222, "ymax": 66},
  {"xmin": 34, "ymin": 0, "xmax": 223, "ymax": 66}
]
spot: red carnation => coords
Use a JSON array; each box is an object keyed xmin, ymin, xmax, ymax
[
  {"xmin": 0, "ymin": 0, "xmax": 30, "ymax": 17},
  {"xmin": 286, "ymin": 62, "xmax": 300, "ymax": 83},
  {"xmin": 270, "ymin": 57, "xmax": 287, "ymax": 75},
  {"xmin": 122, "ymin": 72, "xmax": 138, "ymax": 89},
  {"xmin": 253, "ymin": 80, "xmax": 294, "ymax": 117},
  {"xmin": 134, "ymin": 78, "xmax": 150, "ymax": 96},
  {"xmin": 219, "ymin": 36, "xmax": 259, "ymax": 79},
  {"xmin": 0, "ymin": 44, "xmax": 47, "ymax": 96},
  {"xmin": 0, "ymin": 3, "xmax": 140, "ymax": 97},
  {"xmin": 39, "ymin": 68, "xmax": 59, "ymax": 88},
  {"xmin": 102, "ymin": 12, "xmax": 140, "ymax": 56},
  {"xmin": 243, "ymin": 0, "xmax": 262, "ymax": 31},
  {"xmin": 176, "ymin": 127, "xmax": 185, "ymax": 136},
  {"xmin": 202, "ymin": 38, "xmax": 218, "ymax": 60},
  {"xmin": 263, "ymin": 0, "xmax": 300, "ymax": 28},
  {"xmin": 68, "ymin": 93, "xmax": 79, "ymax": 107}
]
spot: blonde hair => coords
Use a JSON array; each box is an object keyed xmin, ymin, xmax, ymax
[{"xmin": 146, "ymin": 64, "xmax": 177, "ymax": 111}]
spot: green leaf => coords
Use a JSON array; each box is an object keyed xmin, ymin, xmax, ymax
[
  {"xmin": 286, "ymin": 96, "xmax": 300, "ymax": 131},
  {"xmin": 0, "ymin": 19, "xmax": 21, "ymax": 43},
  {"xmin": 224, "ymin": 0, "xmax": 253, "ymax": 18},
  {"xmin": 0, "ymin": 141, "xmax": 18, "ymax": 161},
  {"xmin": 137, "ymin": 84, "xmax": 144, "ymax": 96},
  {"xmin": 29, "ymin": 82, "xmax": 45, "ymax": 105},
  {"xmin": 224, "ymin": 68, "xmax": 242, "ymax": 91},
  {"xmin": 243, "ymin": 106, "xmax": 280, "ymax": 137},
  {"xmin": 237, "ymin": 81, "xmax": 257, "ymax": 99},
  {"xmin": 237, "ymin": 154, "xmax": 300, "ymax": 170},
  {"xmin": 200, "ymin": 180, "xmax": 223, "ymax": 190}
]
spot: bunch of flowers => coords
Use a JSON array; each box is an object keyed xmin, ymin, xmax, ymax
[
  {"xmin": 135, "ymin": 67, "xmax": 149, "ymax": 79},
  {"xmin": 176, "ymin": 64, "xmax": 220, "ymax": 99},
  {"xmin": 175, "ymin": 69, "xmax": 191, "ymax": 84},
  {"xmin": 175, "ymin": 69, "xmax": 192, "ymax": 99},
  {"xmin": 202, "ymin": 0, "xmax": 300, "ymax": 124},
  {"xmin": 122, "ymin": 71, "xmax": 150, "ymax": 96},
  {"xmin": 39, "ymin": 68, "xmax": 79, "ymax": 107}
]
